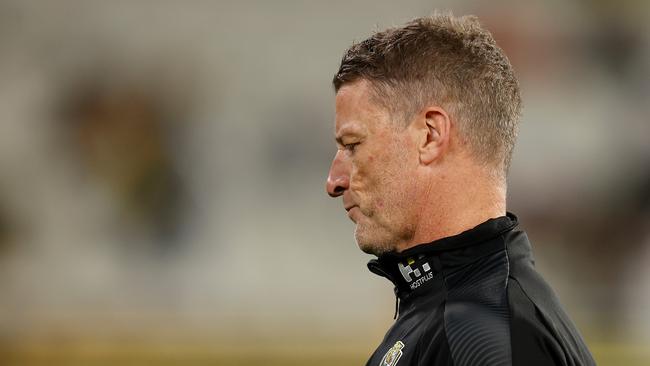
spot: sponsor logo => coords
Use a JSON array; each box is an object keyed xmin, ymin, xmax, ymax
[
  {"xmin": 379, "ymin": 341, "xmax": 405, "ymax": 366},
  {"xmin": 410, "ymin": 271, "xmax": 433, "ymax": 289},
  {"xmin": 397, "ymin": 256, "xmax": 434, "ymax": 290}
]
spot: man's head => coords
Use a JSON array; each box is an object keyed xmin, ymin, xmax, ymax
[{"xmin": 327, "ymin": 13, "xmax": 521, "ymax": 255}]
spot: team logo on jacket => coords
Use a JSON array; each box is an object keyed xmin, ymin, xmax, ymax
[{"xmin": 379, "ymin": 341, "xmax": 405, "ymax": 366}]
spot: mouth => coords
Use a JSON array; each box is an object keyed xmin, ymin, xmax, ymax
[
  {"xmin": 345, "ymin": 205, "xmax": 359, "ymax": 222},
  {"xmin": 344, "ymin": 204, "xmax": 357, "ymax": 212}
]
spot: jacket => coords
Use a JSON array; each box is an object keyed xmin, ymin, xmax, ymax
[{"xmin": 365, "ymin": 213, "xmax": 596, "ymax": 366}]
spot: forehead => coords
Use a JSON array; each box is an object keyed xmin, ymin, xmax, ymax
[{"xmin": 334, "ymin": 80, "xmax": 391, "ymax": 136}]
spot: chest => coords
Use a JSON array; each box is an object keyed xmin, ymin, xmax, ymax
[{"xmin": 365, "ymin": 301, "xmax": 450, "ymax": 366}]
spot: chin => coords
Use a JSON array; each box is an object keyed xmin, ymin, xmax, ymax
[{"xmin": 355, "ymin": 227, "xmax": 393, "ymax": 256}]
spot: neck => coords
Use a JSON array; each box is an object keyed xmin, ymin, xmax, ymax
[{"xmin": 396, "ymin": 165, "xmax": 507, "ymax": 253}]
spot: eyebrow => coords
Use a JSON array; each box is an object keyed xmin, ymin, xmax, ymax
[{"xmin": 335, "ymin": 126, "xmax": 364, "ymax": 145}]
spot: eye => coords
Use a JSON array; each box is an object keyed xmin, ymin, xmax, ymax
[{"xmin": 344, "ymin": 142, "xmax": 360, "ymax": 153}]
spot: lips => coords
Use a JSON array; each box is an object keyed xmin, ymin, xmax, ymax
[
  {"xmin": 343, "ymin": 195, "xmax": 358, "ymax": 218},
  {"xmin": 344, "ymin": 203, "xmax": 360, "ymax": 223}
]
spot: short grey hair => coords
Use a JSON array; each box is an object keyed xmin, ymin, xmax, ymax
[{"xmin": 333, "ymin": 12, "xmax": 522, "ymax": 174}]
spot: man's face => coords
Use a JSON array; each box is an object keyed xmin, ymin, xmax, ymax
[{"xmin": 326, "ymin": 80, "xmax": 423, "ymax": 255}]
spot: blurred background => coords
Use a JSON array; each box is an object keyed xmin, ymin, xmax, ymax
[{"xmin": 0, "ymin": 0, "xmax": 648, "ymax": 365}]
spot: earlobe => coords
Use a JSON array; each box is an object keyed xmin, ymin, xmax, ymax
[{"xmin": 419, "ymin": 107, "xmax": 451, "ymax": 165}]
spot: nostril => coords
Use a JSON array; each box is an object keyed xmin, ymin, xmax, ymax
[
  {"xmin": 328, "ymin": 188, "xmax": 340, "ymax": 197},
  {"xmin": 327, "ymin": 180, "xmax": 346, "ymax": 197}
]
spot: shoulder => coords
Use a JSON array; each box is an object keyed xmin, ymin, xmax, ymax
[
  {"xmin": 507, "ymin": 278, "xmax": 596, "ymax": 366},
  {"xmin": 507, "ymin": 278, "xmax": 569, "ymax": 365}
]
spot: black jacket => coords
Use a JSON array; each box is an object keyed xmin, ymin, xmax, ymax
[{"xmin": 365, "ymin": 213, "xmax": 595, "ymax": 366}]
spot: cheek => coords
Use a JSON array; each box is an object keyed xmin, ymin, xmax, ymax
[
  {"xmin": 348, "ymin": 163, "xmax": 365, "ymax": 191},
  {"xmin": 379, "ymin": 154, "xmax": 419, "ymax": 207},
  {"xmin": 349, "ymin": 153, "xmax": 376, "ymax": 190}
]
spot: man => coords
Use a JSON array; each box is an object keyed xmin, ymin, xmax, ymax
[{"xmin": 326, "ymin": 13, "xmax": 595, "ymax": 366}]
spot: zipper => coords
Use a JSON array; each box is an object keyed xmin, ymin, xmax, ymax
[{"xmin": 393, "ymin": 287, "xmax": 400, "ymax": 319}]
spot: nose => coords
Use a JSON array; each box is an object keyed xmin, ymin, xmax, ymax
[{"xmin": 326, "ymin": 150, "xmax": 350, "ymax": 197}]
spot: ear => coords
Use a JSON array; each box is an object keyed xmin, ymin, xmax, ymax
[{"xmin": 417, "ymin": 107, "xmax": 451, "ymax": 165}]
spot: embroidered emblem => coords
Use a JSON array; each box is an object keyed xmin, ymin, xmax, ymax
[{"xmin": 379, "ymin": 341, "xmax": 405, "ymax": 366}]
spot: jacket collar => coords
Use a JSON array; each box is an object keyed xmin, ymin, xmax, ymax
[{"xmin": 367, "ymin": 212, "xmax": 518, "ymax": 298}]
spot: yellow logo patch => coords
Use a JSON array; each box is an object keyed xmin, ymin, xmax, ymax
[{"xmin": 380, "ymin": 341, "xmax": 405, "ymax": 366}]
